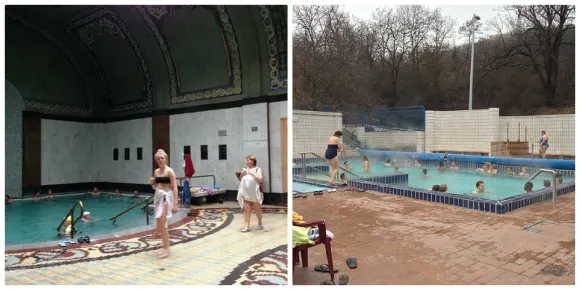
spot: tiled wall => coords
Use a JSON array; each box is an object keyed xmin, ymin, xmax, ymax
[
  {"xmin": 170, "ymin": 101, "xmax": 287, "ymax": 193},
  {"xmin": 5, "ymin": 80, "xmax": 24, "ymax": 198},
  {"xmin": 293, "ymin": 110, "xmax": 342, "ymax": 157},
  {"xmin": 501, "ymin": 115, "xmax": 575, "ymax": 156},
  {"xmin": 352, "ymin": 125, "xmax": 424, "ymax": 151}
]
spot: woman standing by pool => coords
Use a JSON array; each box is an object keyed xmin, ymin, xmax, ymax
[
  {"xmin": 325, "ymin": 131, "xmax": 343, "ymax": 185},
  {"xmin": 237, "ymin": 155, "xmax": 264, "ymax": 232},
  {"xmin": 149, "ymin": 149, "xmax": 179, "ymax": 259},
  {"xmin": 539, "ymin": 129, "xmax": 549, "ymax": 159}
]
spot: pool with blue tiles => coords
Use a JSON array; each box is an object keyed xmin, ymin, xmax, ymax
[{"xmin": 293, "ymin": 182, "xmax": 330, "ymax": 193}]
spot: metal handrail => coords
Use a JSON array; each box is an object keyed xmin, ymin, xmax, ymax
[
  {"xmin": 526, "ymin": 169, "xmax": 558, "ymax": 203},
  {"xmin": 299, "ymin": 151, "xmax": 360, "ymax": 177},
  {"xmin": 110, "ymin": 196, "xmax": 154, "ymax": 224},
  {"xmin": 304, "ymin": 165, "xmax": 331, "ymax": 177},
  {"xmin": 56, "ymin": 200, "xmax": 84, "ymax": 239}
]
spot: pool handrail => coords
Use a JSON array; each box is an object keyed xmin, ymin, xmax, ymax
[
  {"xmin": 298, "ymin": 152, "xmax": 359, "ymax": 177},
  {"xmin": 526, "ymin": 169, "xmax": 558, "ymax": 203},
  {"xmin": 110, "ymin": 196, "xmax": 154, "ymax": 224},
  {"xmin": 56, "ymin": 200, "xmax": 84, "ymax": 239}
]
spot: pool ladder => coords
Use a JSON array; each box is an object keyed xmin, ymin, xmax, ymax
[
  {"xmin": 110, "ymin": 196, "xmax": 155, "ymax": 225},
  {"xmin": 56, "ymin": 200, "xmax": 84, "ymax": 239},
  {"xmin": 526, "ymin": 169, "xmax": 558, "ymax": 203},
  {"xmin": 298, "ymin": 152, "xmax": 359, "ymax": 179}
]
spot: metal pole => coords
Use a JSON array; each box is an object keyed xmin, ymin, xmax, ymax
[
  {"xmin": 469, "ymin": 20, "xmax": 476, "ymax": 110},
  {"xmin": 552, "ymin": 174, "xmax": 557, "ymax": 203}
]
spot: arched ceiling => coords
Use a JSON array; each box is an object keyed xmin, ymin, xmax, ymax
[{"xmin": 5, "ymin": 5, "xmax": 287, "ymax": 117}]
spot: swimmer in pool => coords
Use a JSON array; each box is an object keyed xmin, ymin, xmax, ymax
[
  {"xmin": 91, "ymin": 187, "xmax": 101, "ymax": 196},
  {"xmin": 132, "ymin": 191, "xmax": 140, "ymax": 198},
  {"xmin": 362, "ymin": 155, "xmax": 370, "ymax": 173},
  {"xmin": 449, "ymin": 162, "xmax": 459, "ymax": 170},
  {"xmin": 519, "ymin": 167, "xmax": 529, "ymax": 176},
  {"xmin": 393, "ymin": 166, "xmax": 401, "ymax": 173},
  {"xmin": 384, "ymin": 159, "xmax": 392, "ymax": 167},
  {"xmin": 325, "ymin": 131, "xmax": 343, "ymax": 186},
  {"xmin": 32, "ymin": 191, "xmax": 41, "ymax": 202},
  {"xmin": 487, "ymin": 165, "xmax": 498, "ymax": 174},
  {"xmin": 343, "ymin": 161, "xmax": 350, "ymax": 171},
  {"xmin": 414, "ymin": 160, "xmax": 421, "ymax": 167},
  {"xmin": 421, "ymin": 168, "xmax": 429, "ymax": 179},
  {"xmin": 339, "ymin": 173, "xmax": 348, "ymax": 184},
  {"xmin": 5, "ymin": 195, "xmax": 12, "ymax": 205},
  {"xmin": 404, "ymin": 160, "xmax": 411, "ymax": 167},
  {"xmin": 58, "ymin": 216, "xmax": 73, "ymax": 237},
  {"xmin": 115, "ymin": 189, "xmax": 121, "ymax": 196},
  {"xmin": 555, "ymin": 173, "xmax": 563, "ymax": 184},
  {"xmin": 439, "ymin": 184, "xmax": 448, "ymax": 193},
  {"xmin": 524, "ymin": 182, "xmax": 534, "ymax": 193},
  {"xmin": 476, "ymin": 163, "xmax": 488, "ymax": 173},
  {"xmin": 431, "ymin": 185, "xmax": 440, "ymax": 191},
  {"xmin": 506, "ymin": 167, "xmax": 515, "ymax": 175},
  {"xmin": 81, "ymin": 211, "xmax": 100, "ymax": 223},
  {"xmin": 150, "ymin": 149, "xmax": 179, "ymax": 259},
  {"xmin": 544, "ymin": 180, "xmax": 551, "ymax": 188},
  {"xmin": 473, "ymin": 181, "xmax": 485, "ymax": 194},
  {"xmin": 47, "ymin": 189, "xmax": 55, "ymax": 200}
]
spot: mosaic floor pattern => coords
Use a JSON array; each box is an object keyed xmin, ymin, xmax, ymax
[{"xmin": 5, "ymin": 208, "xmax": 288, "ymax": 285}]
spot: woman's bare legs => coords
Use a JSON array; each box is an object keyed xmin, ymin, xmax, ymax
[
  {"xmin": 243, "ymin": 200, "xmax": 252, "ymax": 230},
  {"xmin": 156, "ymin": 204, "xmax": 170, "ymax": 259},
  {"xmin": 252, "ymin": 202, "xmax": 263, "ymax": 229},
  {"xmin": 329, "ymin": 157, "xmax": 339, "ymax": 184},
  {"xmin": 539, "ymin": 146, "xmax": 548, "ymax": 159}
]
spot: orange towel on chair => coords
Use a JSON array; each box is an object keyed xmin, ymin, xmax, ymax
[{"xmin": 184, "ymin": 153, "xmax": 195, "ymax": 178}]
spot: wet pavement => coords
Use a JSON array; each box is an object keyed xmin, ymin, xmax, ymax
[{"xmin": 292, "ymin": 190, "xmax": 574, "ymax": 285}]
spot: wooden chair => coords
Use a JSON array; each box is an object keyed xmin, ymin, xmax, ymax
[{"xmin": 293, "ymin": 220, "xmax": 335, "ymax": 283}]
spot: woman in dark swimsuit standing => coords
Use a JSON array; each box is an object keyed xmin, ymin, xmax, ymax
[
  {"xmin": 325, "ymin": 131, "xmax": 343, "ymax": 185},
  {"xmin": 149, "ymin": 149, "xmax": 179, "ymax": 259}
]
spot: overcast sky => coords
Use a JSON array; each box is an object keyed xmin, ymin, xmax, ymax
[{"xmin": 345, "ymin": 5, "xmax": 506, "ymax": 44}]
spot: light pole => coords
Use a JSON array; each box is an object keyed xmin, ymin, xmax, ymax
[{"xmin": 469, "ymin": 14, "xmax": 481, "ymax": 110}]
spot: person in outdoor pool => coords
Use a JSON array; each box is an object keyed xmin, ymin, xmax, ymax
[
  {"xmin": 439, "ymin": 184, "xmax": 448, "ymax": 193},
  {"xmin": 81, "ymin": 212, "xmax": 100, "ymax": 223},
  {"xmin": 431, "ymin": 185, "xmax": 440, "ymax": 191},
  {"xmin": 487, "ymin": 165, "xmax": 498, "ymax": 174},
  {"xmin": 506, "ymin": 167, "xmax": 515, "ymax": 175},
  {"xmin": 524, "ymin": 182, "xmax": 534, "ymax": 193},
  {"xmin": 325, "ymin": 131, "xmax": 343, "ymax": 186},
  {"xmin": 519, "ymin": 167, "xmax": 529, "ymax": 176},
  {"xmin": 404, "ymin": 160, "xmax": 411, "ymax": 167},
  {"xmin": 421, "ymin": 168, "xmax": 429, "ymax": 179},
  {"xmin": 544, "ymin": 180, "xmax": 551, "ymax": 188},
  {"xmin": 473, "ymin": 181, "xmax": 485, "ymax": 194},
  {"xmin": 449, "ymin": 162, "xmax": 459, "ymax": 170},
  {"xmin": 343, "ymin": 161, "xmax": 350, "ymax": 171},
  {"xmin": 362, "ymin": 155, "xmax": 370, "ymax": 173},
  {"xmin": 414, "ymin": 160, "xmax": 421, "ymax": 167},
  {"xmin": 438, "ymin": 160, "xmax": 447, "ymax": 172},
  {"xmin": 393, "ymin": 166, "xmax": 401, "ymax": 173},
  {"xmin": 539, "ymin": 129, "xmax": 549, "ymax": 159},
  {"xmin": 5, "ymin": 195, "xmax": 12, "ymax": 205},
  {"xmin": 47, "ymin": 189, "xmax": 55, "ymax": 200},
  {"xmin": 384, "ymin": 159, "xmax": 392, "ymax": 167},
  {"xmin": 555, "ymin": 173, "xmax": 563, "ymax": 184},
  {"xmin": 339, "ymin": 173, "xmax": 348, "ymax": 184}
]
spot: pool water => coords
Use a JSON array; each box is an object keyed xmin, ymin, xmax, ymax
[
  {"xmin": 293, "ymin": 182, "xmax": 330, "ymax": 193},
  {"xmin": 5, "ymin": 194, "xmax": 153, "ymax": 246},
  {"xmin": 307, "ymin": 158, "xmax": 573, "ymax": 200}
]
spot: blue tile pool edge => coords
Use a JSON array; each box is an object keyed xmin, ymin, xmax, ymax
[{"xmin": 293, "ymin": 174, "xmax": 576, "ymax": 214}]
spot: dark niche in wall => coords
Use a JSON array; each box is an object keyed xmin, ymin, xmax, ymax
[
  {"xmin": 125, "ymin": 148, "xmax": 130, "ymax": 160},
  {"xmin": 113, "ymin": 148, "xmax": 119, "ymax": 161},
  {"xmin": 137, "ymin": 147, "xmax": 143, "ymax": 160},
  {"xmin": 201, "ymin": 145, "xmax": 208, "ymax": 160}
]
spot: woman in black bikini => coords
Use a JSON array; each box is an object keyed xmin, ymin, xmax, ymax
[
  {"xmin": 325, "ymin": 131, "xmax": 343, "ymax": 185},
  {"xmin": 149, "ymin": 149, "xmax": 178, "ymax": 259}
]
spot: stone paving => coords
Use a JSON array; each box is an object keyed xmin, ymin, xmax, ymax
[
  {"xmin": 292, "ymin": 190, "xmax": 575, "ymax": 285},
  {"xmin": 6, "ymin": 203, "xmax": 288, "ymax": 285}
]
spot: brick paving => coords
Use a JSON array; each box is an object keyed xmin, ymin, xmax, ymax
[{"xmin": 292, "ymin": 190, "xmax": 574, "ymax": 285}]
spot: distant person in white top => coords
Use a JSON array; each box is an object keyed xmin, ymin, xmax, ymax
[{"xmin": 237, "ymin": 155, "xmax": 264, "ymax": 233}]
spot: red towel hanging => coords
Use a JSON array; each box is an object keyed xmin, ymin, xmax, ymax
[{"xmin": 184, "ymin": 153, "xmax": 195, "ymax": 178}]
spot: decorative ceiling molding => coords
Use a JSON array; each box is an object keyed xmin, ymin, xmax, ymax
[
  {"xmin": 259, "ymin": 6, "xmax": 287, "ymax": 90},
  {"xmin": 5, "ymin": 11, "xmax": 93, "ymax": 116},
  {"xmin": 137, "ymin": 5, "xmax": 242, "ymax": 104},
  {"xmin": 68, "ymin": 7, "xmax": 153, "ymax": 112}
]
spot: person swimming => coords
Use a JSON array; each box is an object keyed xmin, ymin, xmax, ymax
[
  {"xmin": 362, "ymin": 156, "xmax": 370, "ymax": 173},
  {"xmin": 325, "ymin": 131, "xmax": 343, "ymax": 185}
]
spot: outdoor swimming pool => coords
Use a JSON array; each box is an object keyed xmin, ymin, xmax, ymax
[
  {"xmin": 304, "ymin": 158, "xmax": 573, "ymax": 200},
  {"xmin": 293, "ymin": 182, "xmax": 330, "ymax": 193},
  {"xmin": 5, "ymin": 194, "xmax": 153, "ymax": 246}
]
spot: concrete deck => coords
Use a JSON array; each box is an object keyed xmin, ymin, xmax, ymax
[{"xmin": 292, "ymin": 190, "xmax": 574, "ymax": 285}]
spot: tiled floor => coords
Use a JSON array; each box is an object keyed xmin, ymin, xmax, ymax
[
  {"xmin": 292, "ymin": 190, "xmax": 575, "ymax": 285},
  {"xmin": 6, "ymin": 206, "xmax": 288, "ymax": 285}
]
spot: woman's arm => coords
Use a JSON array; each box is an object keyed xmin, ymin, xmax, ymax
[
  {"xmin": 150, "ymin": 169, "xmax": 158, "ymax": 190},
  {"xmin": 249, "ymin": 167, "xmax": 263, "ymax": 183}
]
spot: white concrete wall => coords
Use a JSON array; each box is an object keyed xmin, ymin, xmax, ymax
[
  {"xmin": 170, "ymin": 101, "xmax": 286, "ymax": 193},
  {"xmin": 297, "ymin": 108, "xmax": 574, "ymax": 157},
  {"xmin": 500, "ymin": 114, "xmax": 575, "ymax": 156},
  {"xmin": 97, "ymin": 118, "xmax": 152, "ymax": 184},
  {"xmin": 293, "ymin": 110, "xmax": 342, "ymax": 157},
  {"xmin": 41, "ymin": 120, "xmax": 98, "ymax": 185}
]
